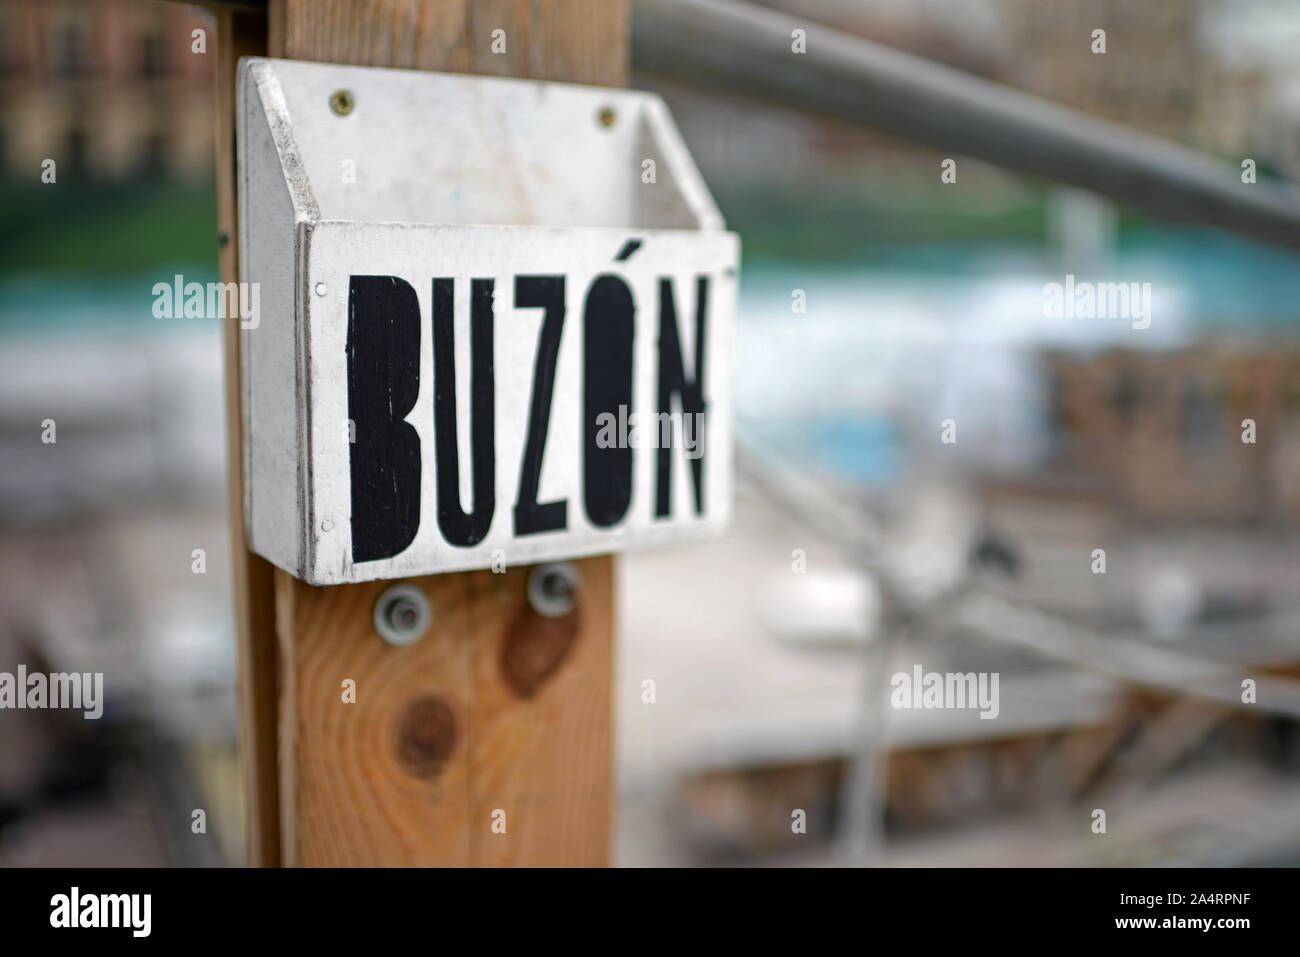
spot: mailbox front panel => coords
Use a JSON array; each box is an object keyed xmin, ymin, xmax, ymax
[{"xmin": 272, "ymin": 220, "xmax": 738, "ymax": 583}]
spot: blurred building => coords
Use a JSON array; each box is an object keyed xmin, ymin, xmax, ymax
[
  {"xmin": 998, "ymin": 0, "xmax": 1201, "ymax": 144},
  {"xmin": 0, "ymin": 0, "xmax": 213, "ymax": 181},
  {"xmin": 1197, "ymin": 0, "xmax": 1300, "ymax": 177},
  {"xmin": 997, "ymin": 0, "xmax": 1284, "ymax": 164}
]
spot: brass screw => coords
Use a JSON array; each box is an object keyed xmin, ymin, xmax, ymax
[
  {"xmin": 597, "ymin": 106, "xmax": 616, "ymax": 128},
  {"xmin": 330, "ymin": 89, "xmax": 355, "ymax": 116}
]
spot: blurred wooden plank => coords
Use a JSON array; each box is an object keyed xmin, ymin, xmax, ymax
[{"xmin": 214, "ymin": 7, "xmax": 278, "ymax": 868}]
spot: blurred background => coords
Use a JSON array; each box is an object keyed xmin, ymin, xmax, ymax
[{"xmin": 2, "ymin": 0, "xmax": 1299, "ymax": 867}]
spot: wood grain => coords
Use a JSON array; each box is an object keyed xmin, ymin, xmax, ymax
[
  {"xmin": 467, "ymin": 557, "xmax": 613, "ymax": 866},
  {"xmin": 279, "ymin": 569, "xmax": 477, "ymax": 866},
  {"xmin": 265, "ymin": 0, "xmax": 623, "ymax": 867}
]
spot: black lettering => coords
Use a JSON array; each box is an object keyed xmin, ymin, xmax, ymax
[
  {"xmin": 513, "ymin": 275, "xmax": 568, "ymax": 535},
  {"xmin": 583, "ymin": 274, "xmax": 634, "ymax": 527},
  {"xmin": 346, "ymin": 275, "xmax": 421, "ymax": 562},
  {"xmin": 656, "ymin": 276, "xmax": 708, "ymax": 517},
  {"xmin": 432, "ymin": 278, "xmax": 495, "ymax": 547}
]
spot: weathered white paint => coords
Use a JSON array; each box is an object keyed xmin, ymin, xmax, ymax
[{"xmin": 236, "ymin": 58, "xmax": 739, "ymax": 584}]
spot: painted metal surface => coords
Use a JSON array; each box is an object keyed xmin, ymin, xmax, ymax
[{"xmin": 237, "ymin": 57, "xmax": 738, "ymax": 583}]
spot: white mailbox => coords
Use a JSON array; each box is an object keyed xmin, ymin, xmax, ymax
[{"xmin": 236, "ymin": 57, "xmax": 739, "ymax": 584}]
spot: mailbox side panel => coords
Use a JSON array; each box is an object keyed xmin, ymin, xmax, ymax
[{"xmin": 237, "ymin": 66, "xmax": 307, "ymax": 577}]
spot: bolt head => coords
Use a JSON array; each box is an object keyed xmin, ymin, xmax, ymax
[
  {"xmin": 527, "ymin": 563, "xmax": 580, "ymax": 618},
  {"xmin": 373, "ymin": 584, "xmax": 431, "ymax": 646}
]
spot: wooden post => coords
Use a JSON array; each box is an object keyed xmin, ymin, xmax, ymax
[{"xmin": 216, "ymin": 0, "xmax": 625, "ymax": 867}]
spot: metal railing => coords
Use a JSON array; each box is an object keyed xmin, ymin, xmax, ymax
[{"xmin": 633, "ymin": 0, "xmax": 1300, "ymax": 251}]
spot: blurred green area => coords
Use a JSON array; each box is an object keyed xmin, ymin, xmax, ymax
[
  {"xmin": 0, "ymin": 177, "xmax": 1062, "ymax": 279},
  {"xmin": 0, "ymin": 175, "xmax": 1271, "ymax": 282},
  {"xmin": 710, "ymin": 178, "xmax": 1215, "ymax": 266},
  {"xmin": 0, "ymin": 181, "xmax": 219, "ymax": 278},
  {"xmin": 713, "ymin": 180, "xmax": 1051, "ymax": 262}
]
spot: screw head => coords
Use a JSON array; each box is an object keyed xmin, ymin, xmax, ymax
[
  {"xmin": 373, "ymin": 584, "xmax": 431, "ymax": 646},
  {"xmin": 597, "ymin": 106, "xmax": 616, "ymax": 128},
  {"xmin": 527, "ymin": 563, "xmax": 580, "ymax": 618},
  {"xmin": 330, "ymin": 89, "xmax": 355, "ymax": 116}
]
